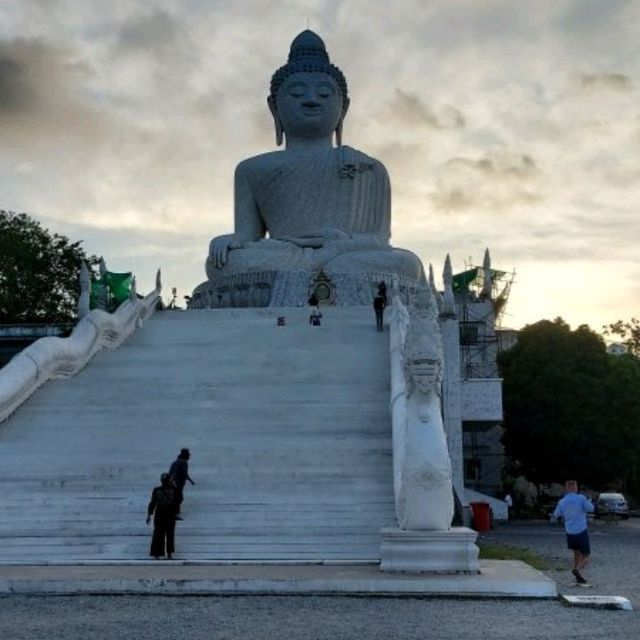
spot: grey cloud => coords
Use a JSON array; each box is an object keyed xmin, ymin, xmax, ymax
[
  {"xmin": 0, "ymin": 38, "xmax": 88, "ymax": 114},
  {"xmin": 580, "ymin": 72, "xmax": 633, "ymax": 92},
  {"xmin": 0, "ymin": 37, "xmax": 109, "ymax": 148},
  {"xmin": 0, "ymin": 56, "xmax": 29, "ymax": 110},
  {"xmin": 388, "ymin": 88, "xmax": 465, "ymax": 129},
  {"xmin": 429, "ymin": 150, "xmax": 542, "ymax": 213},
  {"xmin": 108, "ymin": 8, "xmax": 201, "ymax": 100},
  {"xmin": 430, "ymin": 185, "xmax": 474, "ymax": 212},
  {"xmin": 429, "ymin": 183, "xmax": 541, "ymax": 213},
  {"xmin": 117, "ymin": 10, "xmax": 182, "ymax": 53},
  {"xmin": 368, "ymin": 141, "xmax": 424, "ymax": 169},
  {"xmin": 446, "ymin": 153, "xmax": 537, "ymax": 178},
  {"xmin": 558, "ymin": 0, "xmax": 630, "ymax": 31}
]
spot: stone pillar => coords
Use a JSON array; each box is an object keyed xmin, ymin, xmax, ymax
[
  {"xmin": 481, "ymin": 247, "xmax": 492, "ymax": 300},
  {"xmin": 440, "ymin": 255, "xmax": 466, "ymax": 518},
  {"xmin": 77, "ymin": 262, "xmax": 91, "ymax": 320}
]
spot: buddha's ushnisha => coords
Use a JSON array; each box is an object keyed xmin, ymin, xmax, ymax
[{"xmin": 206, "ymin": 30, "xmax": 423, "ymax": 282}]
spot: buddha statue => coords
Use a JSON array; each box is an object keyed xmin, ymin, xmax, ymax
[{"xmin": 191, "ymin": 30, "xmax": 426, "ymax": 308}]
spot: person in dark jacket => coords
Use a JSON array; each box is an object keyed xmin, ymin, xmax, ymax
[
  {"xmin": 169, "ymin": 448, "xmax": 195, "ymax": 516},
  {"xmin": 377, "ymin": 281, "xmax": 387, "ymax": 305},
  {"xmin": 146, "ymin": 473, "xmax": 177, "ymax": 559},
  {"xmin": 373, "ymin": 294, "xmax": 386, "ymax": 332}
]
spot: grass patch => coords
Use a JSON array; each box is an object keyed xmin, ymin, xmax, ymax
[{"xmin": 477, "ymin": 541, "xmax": 549, "ymax": 570}]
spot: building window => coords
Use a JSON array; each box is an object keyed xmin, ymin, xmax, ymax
[
  {"xmin": 465, "ymin": 458, "xmax": 482, "ymax": 483},
  {"xmin": 460, "ymin": 323, "xmax": 481, "ymax": 345}
]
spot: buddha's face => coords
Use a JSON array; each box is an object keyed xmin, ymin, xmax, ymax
[{"xmin": 275, "ymin": 72, "xmax": 345, "ymax": 140}]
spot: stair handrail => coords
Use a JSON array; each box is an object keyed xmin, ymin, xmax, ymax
[{"xmin": 0, "ymin": 273, "xmax": 162, "ymax": 425}]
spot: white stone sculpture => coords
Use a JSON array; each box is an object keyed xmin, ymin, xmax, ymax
[
  {"xmin": 94, "ymin": 257, "xmax": 110, "ymax": 311},
  {"xmin": 441, "ymin": 254, "xmax": 455, "ymax": 317},
  {"xmin": 383, "ymin": 279, "xmax": 478, "ymax": 572},
  {"xmin": 192, "ymin": 30, "xmax": 426, "ymax": 308},
  {"xmin": 389, "ymin": 280, "xmax": 454, "ymax": 531},
  {"xmin": 481, "ymin": 247, "xmax": 492, "ymax": 298},
  {"xmin": 99, "ymin": 256, "xmax": 107, "ymax": 278},
  {"xmin": 129, "ymin": 276, "xmax": 137, "ymax": 301},
  {"xmin": 77, "ymin": 262, "xmax": 91, "ymax": 319}
]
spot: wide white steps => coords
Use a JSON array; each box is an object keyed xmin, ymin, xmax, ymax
[{"xmin": 0, "ymin": 307, "xmax": 395, "ymax": 562}]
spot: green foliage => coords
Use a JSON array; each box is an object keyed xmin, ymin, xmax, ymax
[
  {"xmin": 0, "ymin": 210, "xmax": 98, "ymax": 324},
  {"xmin": 477, "ymin": 541, "xmax": 549, "ymax": 570},
  {"xmin": 498, "ymin": 318, "xmax": 640, "ymax": 496},
  {"xmin": 603, "ymin": 318, "xmax": 640, "ymax": 357}
]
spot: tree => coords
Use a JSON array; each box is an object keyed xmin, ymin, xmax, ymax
[
  {"xmin": 603, "ymin": 318, "xmax": 640, "ymax": 357},
  {"xmin": 498, "ymin": 318, "xmax": 640, "ymax": 496},
  {"xmin": 0, "ymin": 210, "xmax": 98, "ymax": 324}
]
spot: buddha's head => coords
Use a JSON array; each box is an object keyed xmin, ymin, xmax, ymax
[{"xmin": 269, "ymin": 30, "xmax": 350, "ymax": 146}]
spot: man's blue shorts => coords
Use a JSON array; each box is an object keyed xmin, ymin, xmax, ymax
[{"xmin": 566, "ymin": 529, "xmax": 590, "ymax": 555}]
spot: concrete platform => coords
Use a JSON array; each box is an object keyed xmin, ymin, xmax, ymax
[
  {"xmin": 561, "ymin": 594, "xmax": 633, "ymax": 610},
  {"xmin": 0, "ymin": 561, "xmax": 556, "ymax": 598}
]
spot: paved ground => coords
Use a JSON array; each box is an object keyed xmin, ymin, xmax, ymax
[{"xmin": 0, "ymin": 519, "xmax": 638, "ymax": 639}]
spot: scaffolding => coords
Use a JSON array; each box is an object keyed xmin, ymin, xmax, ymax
[
  {"xmin": 452, "ymin": 259, "xmax": 516, "ymax": 496},
  {"xmin": 452, "ymin": 263, "xmax": 516, "ymax": 327},
  {"xmin": 452, "ymin": 261, "xmax": 516, "ymax": 379}
]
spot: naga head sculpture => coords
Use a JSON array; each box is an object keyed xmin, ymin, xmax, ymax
[{"xmin": 404, "ymin": 304, "xmax": 443, "ymax": 396}]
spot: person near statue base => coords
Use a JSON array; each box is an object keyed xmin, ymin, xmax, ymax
[
  {"xmin": 146, "ymin": 473, "xmax": 178, "ymax": 559},
  {"xmin": 553, "ymin": 480, "xmax": 595, "ymax": 586},
  {"xmin": 377, "ymin": 281, "xmax": 387, "ymax": 305},
  {"xmin": 308, "ymin": 293, "xmax": 320, "ymax": 325},
  {"xmin": 169, "ymin": 448, "xmax": 195, "ymax": 516},
  {"xmin": 373, "ymin": 294, "xmax": 385, "ymax": 332},
  {"xmin": 310, "ymin": 306, "xmax": 322, "ymax": 326}
]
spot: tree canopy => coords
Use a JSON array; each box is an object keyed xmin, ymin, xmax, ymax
[
  {"xmin": 498, "ymin": 318, "xmax": 640, "ymax": 496},
  {"xmin": 604, "ymin": 318, "xmax": 640, "ymax": 357},
  {"xmin": 0, "ymin": 210, "xmax": 97, "ymax": 324}
]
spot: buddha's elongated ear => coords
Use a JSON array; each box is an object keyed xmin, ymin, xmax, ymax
[
  {"xmin": 267, "ymin": 96, "xmax": 284, "ymax": 147},
  {"xmin": 335, "ymin": 97, "xmax": 350, "ymax": 147}
]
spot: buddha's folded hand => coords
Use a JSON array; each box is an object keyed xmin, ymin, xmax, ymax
[
  {"xmin": 209, "ymin": 233, "xmax": 245, "ymax": 268},
  {"xmin": 278, "ymin": 227, "xmax": 351, "ymax": 248}
]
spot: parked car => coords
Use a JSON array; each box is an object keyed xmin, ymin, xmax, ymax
[{"xmin": 595, "ymin": 492, "xmax": 629, "ymax": 519}]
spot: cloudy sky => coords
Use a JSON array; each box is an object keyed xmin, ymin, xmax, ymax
[{"xmin": 1, "ymin": 0, "xmax": 638, "ymax": 330}]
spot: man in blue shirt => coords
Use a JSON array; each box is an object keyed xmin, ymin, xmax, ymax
[{"xmin": 553, "ymin": 480, "xmax": 594, "ymax": 585}]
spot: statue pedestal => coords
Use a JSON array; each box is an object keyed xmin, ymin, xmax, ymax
[
  {"xmin": 379, "ymin": 527, "xmax": 480, "ymax": 573},
  {"xmin": 190, "ymin": 269, "xmax": 426, "ymax": 309}
]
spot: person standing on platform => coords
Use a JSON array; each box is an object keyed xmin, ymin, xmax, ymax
[
  {"xmin": 169, "ymin": 448, "xmax": 195, "ymax": 517},
  {"xmin": 146, "ymin": 473, "xmax": 177, "ymax": 559},
  {"xmin": 504, "ymin": 493, "xmax": 513, "ymax": 520},
  {"xmin": 308, "ymin": 293, "xmax": 320, "ymax": 325},
  {"xmin": 373, "ymin": 293, "xmax": 386, "ymax": 332},
  {"xmin": 377, "ymin": 281, "xmax": 387, "ymax": 305},
  {"xmin": 553, "ymin": 480, "xmax": 594, "ymax": 586}
]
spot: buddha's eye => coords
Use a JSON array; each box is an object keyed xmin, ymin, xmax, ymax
[
  {"xmin": 316, "ymin": 82, "xmax": 334, "ymax": 98},
  {"xmin": 288, "ymin": 82, "xmax": 307, "ymax": 98}
]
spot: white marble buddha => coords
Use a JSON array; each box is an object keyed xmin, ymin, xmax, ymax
[{"xmin": 196, "ymin": 30, "xmax": 425, "ymax": 306}]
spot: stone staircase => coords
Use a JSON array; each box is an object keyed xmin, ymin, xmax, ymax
[{"xmin": 0, "ymin": 307, "xmax": 396, "ymax": 563}]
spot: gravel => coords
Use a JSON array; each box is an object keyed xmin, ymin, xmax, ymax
[{"xmin": 1, "ymin": 519, "xmax": 638, "ymax": 640}]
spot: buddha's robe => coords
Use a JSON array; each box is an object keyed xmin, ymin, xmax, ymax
[
  {"xmin": 206, "ymin": 145, "xmax": 423, "ymax": 280},
  {"xmin": 250, "ymin": 145, "xmax": 390, "ymax": 243}
]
